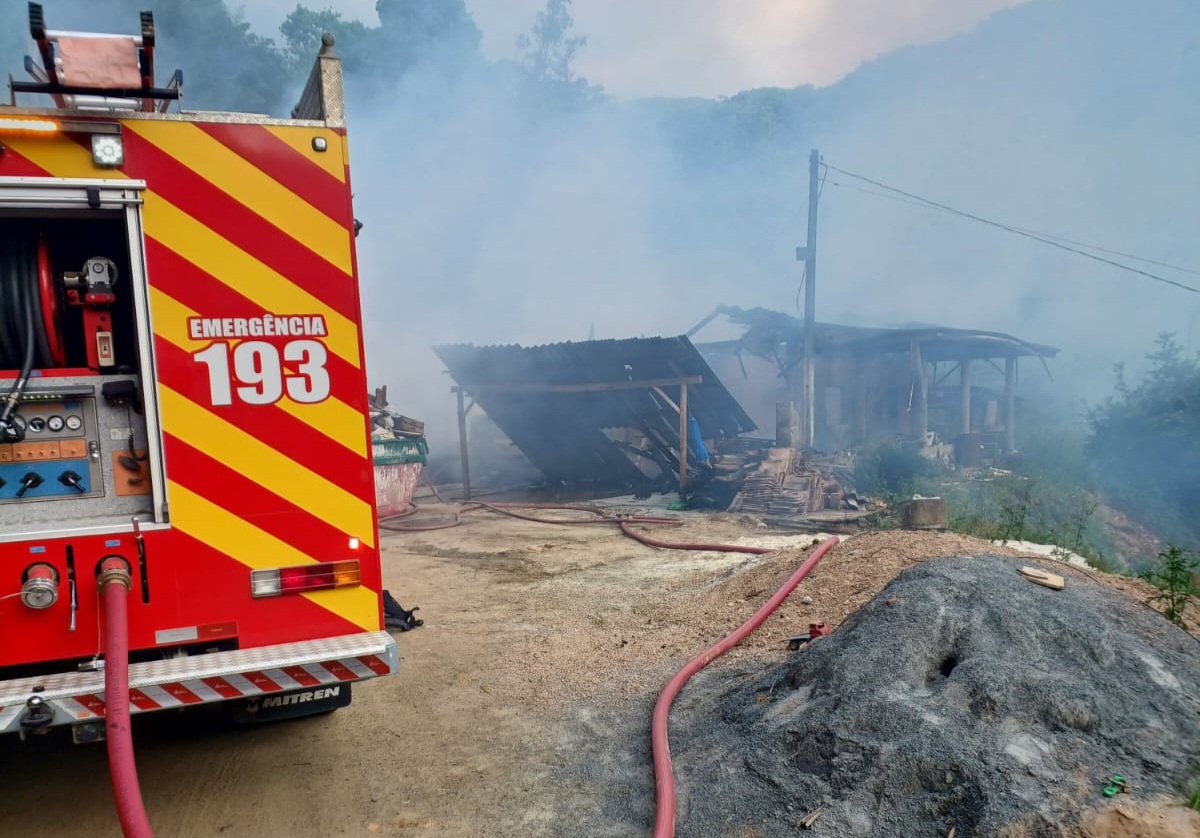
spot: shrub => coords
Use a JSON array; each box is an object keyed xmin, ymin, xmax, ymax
[{"xmin": 1140, "ymin": 545, "xmax": 1199, "ymax": 630}]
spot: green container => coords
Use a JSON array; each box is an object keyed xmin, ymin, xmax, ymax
[{"xmin": 372, "ymin": 437, "xmax": 428, "ymax": 465}]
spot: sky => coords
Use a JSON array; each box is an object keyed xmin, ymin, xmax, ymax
[{"xmin": 235, "ymin": 0, "xmax": 1030, "ymax": 98}]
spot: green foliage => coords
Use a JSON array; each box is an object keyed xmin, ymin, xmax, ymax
[
  {"xmin": 1188, "ymin": 784, "xmax": 1200, "ymax": 812},
  {"xmin": 1087, "ymin": 333, "xmax": 1200, "ymax": 550},
  {"xmin": 1139, "ymin": 545, "xmax": 1199, "ymax": 629},
  {"xmin": 279, "ymin": 0, "xmax": 483, "ymax": 90},
  {"xmin": 375, "ymin": 0, "xmax": 482, "ymax": 74},
  {"xmin": 279, "ymin": 6, "xmax": 373, "ymax": 75},
  {"xmin": 515, "ymin": 0, "xmax": 603, "ymax": 110}
]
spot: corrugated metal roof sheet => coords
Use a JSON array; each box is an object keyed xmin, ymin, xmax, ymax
[
  {"xmin": 693, "ymin": 306, "xmax": 1059, "ymax": 364},
  {"xmin": 433, "ymin": 336, "xmax": 757, "ymax": 487}
]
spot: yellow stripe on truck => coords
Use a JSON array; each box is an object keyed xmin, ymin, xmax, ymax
[
  {"xmin": 124, "ymin": 120, "xmax": 353, "ymax": 274},
  {"xmin": 1, "ymin": 133, "xmax": 107, "ymax": 176},
  {"xmin": 3, "ymin": 134, "xmax": 362, "ymax": 371},
  {"xmin": 264, "ymin": 125, "xmax": 348, "ymax": 183},
  {"xmin": 159, "ymin": 385, "xmax": 375, "ymax": 548},
  {"xmin": 140, "ymin": 192, "xmax": 362, "ymax": 369},
  {"xmin": 148, "ymin": 287, "xmax": 369, "ymax": 458},
  {"xmin": 168, "ymin": 482, "xmax": 381, "ymax": 631}
]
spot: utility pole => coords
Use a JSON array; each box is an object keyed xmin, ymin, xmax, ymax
[{"xmin": 798, "ymin": 148, "xmax": 819, "ymax": 448}]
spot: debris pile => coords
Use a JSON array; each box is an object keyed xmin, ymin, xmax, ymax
[
  {"xmin": 669, "ymin": 555, "xmax": 1200, "ymax": 838},
  {"xmin": 368, "ymin": 385, "xmax": 424, "ymax": 441},
  {"xmin": 698, "ymin": 443, "xmax": 879, "ymax": 528}
]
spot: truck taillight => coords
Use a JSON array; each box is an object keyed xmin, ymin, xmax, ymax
[
  {"xmin": 21, "ymin": 563, "xmax": 59, "ymax": 609},
  {"xmin": 250, "ymin": 560, "xmax": 360, "ymax": 598}
]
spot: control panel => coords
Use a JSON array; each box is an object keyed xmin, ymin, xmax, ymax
[
  {"xmin": 0, "ymin": 388, "xmax": 100, "ymax": 502},
  {"xmin": 0, "ymin": 375, "xmax": 154, "ymax": 534}
]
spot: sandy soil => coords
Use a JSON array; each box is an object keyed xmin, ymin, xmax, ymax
[{"xmin": 0, "ymin": 502, "xmax": 1194, "ymax": 837}]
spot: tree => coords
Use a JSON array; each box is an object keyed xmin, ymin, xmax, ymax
[
  {"xmin": 375, "ymin": 0, "xmax": 482, "ymax": 75},
  {"xmin": 279, "ymin": 5, "xmax": 372, "ymax": 76},
  {"xmin": 515, "ymin": 0, "xmax": 602, "ymax": 110},
  {"xmin": 1087, "ymin": 332, "xmax": 1200, "ymax": 551}
]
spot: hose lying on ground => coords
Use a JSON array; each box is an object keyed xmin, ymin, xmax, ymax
[
  {"xmin": 380, "ymin": 497, "xmax": 768, "ymax": 555},
  {"xmin": 651, "ymin": 536, "xmax": 840, "ymax": 838}
]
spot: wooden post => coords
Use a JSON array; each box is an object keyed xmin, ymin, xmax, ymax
[
  {"xmin": 855, "ymin": 356, "xmax": 868, "ymax": 443},
  {"xmin": 1004, "ymin": 357, "xmax": 1016, "ymax": 453},
  {"xmin": 959, "ymin": 358, "xmax": 972, "ymax": 435},
  {"xmin": 455, "ymin": 387, "xmax": 471, "ymax": 501},
  {"xmin": 911, "ymin": 341, "xmax": 928, "ymax": 443},
  {"xmin": 801, "ymin": 148, "xmax": 820, "ymax": 448},
  {"xmin": 678, "ymin": 383, "xmax": 689, "ymax": 495}
]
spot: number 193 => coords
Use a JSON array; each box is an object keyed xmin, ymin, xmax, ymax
[{"xmin": 194, "ymin": 340, "xmax": 331, "ymax": 406}]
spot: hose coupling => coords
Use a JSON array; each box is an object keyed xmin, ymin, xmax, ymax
[{"xmin": 97, "ymin": 556, "xmax": 133, "ymax": 591}]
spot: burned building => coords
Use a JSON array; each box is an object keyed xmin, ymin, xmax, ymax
[
  {"xmin": 433, "ymin": 336, "xmax": 756, "ymax": 498},
  {"xmin": 690, "ymin": 306, "xmax": 1058, "ymax": 461}
]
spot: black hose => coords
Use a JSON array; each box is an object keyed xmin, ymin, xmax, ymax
[
  {"xmin": 0, "ymin": 244, "xmax": 17, "ymax": 364},
  {"xmin": 0, "ymin": 270, "xmax": 36, "ymax": 427},
  {"xmin": 0, "ymin": 237, "xmax": 48, "ymax": 367}
]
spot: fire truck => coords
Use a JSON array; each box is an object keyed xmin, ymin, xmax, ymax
[{"xmin": 0, "ymin": 1, "xmax": 395, "ymax": 758}]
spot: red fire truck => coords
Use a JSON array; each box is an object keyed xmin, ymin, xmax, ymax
[{"xmin": 0, "ymin": 1, "xmax": 395, "ymax": 760}]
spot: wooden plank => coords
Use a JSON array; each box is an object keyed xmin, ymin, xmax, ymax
[
  {"xmin": 652, "ymin": 386, "xmax": 680, "ymax": 414},
  {"xmin": 451, "ymin": 376, "xmax": 703, "ymax": 395},
  {"xmin": 1019, "ymin": 566, "xmax": 1065, "ymax": 590}
]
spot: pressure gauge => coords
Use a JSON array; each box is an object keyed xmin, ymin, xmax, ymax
[
  {"xmin": 65, "ymin": 415, "xmax": 83, "ymax": 431},
  {"xmin": 47, "ymin": 415, "xmax": 65, "ymax": 432},
  {"xmin": 28, "ymin": 417, "xmax": 45, "ymax": 433}
]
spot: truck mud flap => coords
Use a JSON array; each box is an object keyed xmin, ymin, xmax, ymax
[{"xmin": 232, "ymin": 683, "xmax": 352, "ymax": 724}]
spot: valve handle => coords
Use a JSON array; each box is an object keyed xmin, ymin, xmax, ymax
[{"xmin": 17, "ymin": 473, "xmax": 44, "ymax": 498}]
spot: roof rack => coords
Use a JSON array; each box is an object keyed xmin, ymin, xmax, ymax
[{"xmin": 10, "ymin": 2, "xmax": 182, "ymax": 113}]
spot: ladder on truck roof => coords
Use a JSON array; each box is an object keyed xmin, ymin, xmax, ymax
[{"xmin": 11, "ymin": 1, "xmax": 182, "ymax": 113}]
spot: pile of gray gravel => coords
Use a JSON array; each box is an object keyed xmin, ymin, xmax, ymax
[{"xmin": 667, "ymin": 555, "xmax": 1200, "ymax": 837}]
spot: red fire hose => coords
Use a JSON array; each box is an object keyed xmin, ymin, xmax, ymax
[
  {"xmin": 98, "ymin": 557, "xmax": 154, "ymax": 838},
  {"xmin": 650, "ymin": 536, "xmax": 839, "ymax": 838},
  {"xmin": 617, "ymin": 521, "xmax": 774, "ymax": 555}
]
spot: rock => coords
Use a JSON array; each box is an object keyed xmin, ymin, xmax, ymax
[{"xmin": 670, "ymin": 555, "xmax": 1200, "ymax": 838}]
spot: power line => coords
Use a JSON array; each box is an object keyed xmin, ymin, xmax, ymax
[
  {"xmin": 822, "ymin": 162, "xmax": 1200, "ymax": 294},
  {"xmin": 830, "ymin": 177, "xmax": 1200, "ymax": 277}
]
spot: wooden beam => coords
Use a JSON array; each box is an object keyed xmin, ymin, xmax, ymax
[
  {"xmin": 960, "ymin": 358, "xmax": 972, "ymax": 435},
  {"xmin": 911, "ymin": 340, "xmax": 928, "ymax": 442},
  {"xmin": 651, "ymin": 386, "xmax": 680, "ymax": 414},
  {"xmin": 678, "ymin": 383, "xmax": 689, "ymax": 495},
  {"xmin": 934, "ymin": 362, "xmax": 960, "ymax": 388},
  {"xmin": 451, "ymin": 375, "xmax": 702, "ymax": 395},
  {"xmin": 1004, "ymin": 357, "xmax": 1016, "ymax": 454},
  {"xmin": 855, "ymin": 356, "xmax": 867, "ymax": 443}
]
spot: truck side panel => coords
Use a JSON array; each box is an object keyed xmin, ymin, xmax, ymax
[{"xmin": 0, "ymin": 122, "xmax": 382, "ymax": 669}]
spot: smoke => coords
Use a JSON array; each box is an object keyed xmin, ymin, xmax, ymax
[
  {"xmin": 3, "ymin": 0, "xmax": 1197, "ymax": 467},
  {"xmin": 346, "ymin": 0, "xmax": 1200, "ymax": 462}
]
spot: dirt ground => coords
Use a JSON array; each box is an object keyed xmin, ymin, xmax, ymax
[{"xmin": 0, "ymin": 500, "xmax": 1196, "ymax": 837}]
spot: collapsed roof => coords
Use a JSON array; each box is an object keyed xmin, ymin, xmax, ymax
[{"xmin": 433, "ymin": 336, "xmax": 756, "ymax": 487}]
